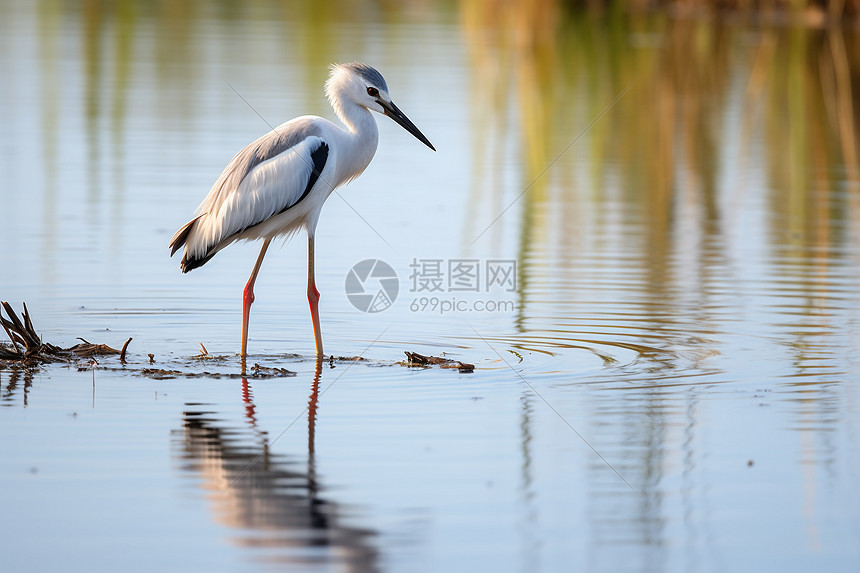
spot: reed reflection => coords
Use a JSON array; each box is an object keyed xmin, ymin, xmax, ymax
[
  {"xmin": 173, "ymin": 361, "xmax": 378, "ymax": 571},
  {"xmin": 37, "ymin": 0, "xmax": 61, "ymax": 286},
  {"xmin": 461, "ymin": 3, "xmax": 860, "ymax": 563},
  {"xmin": 461, "ymin": 3, "xmax": 860, "ymax": 372}
]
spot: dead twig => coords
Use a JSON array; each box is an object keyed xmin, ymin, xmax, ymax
[
  {"xmin": 120, "ymin": 338, "xmax": 133, "ymax": 363},
  {"xmin": 1, "ymin": 301, "xmax": 39, "ymax": 351},
  {"xmin": 0, "ymin": 315, "xmax": 21, "ymax": 354}
]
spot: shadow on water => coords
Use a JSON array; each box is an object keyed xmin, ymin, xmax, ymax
[{"xmin": 172, "ymin": 360, "xmax": 379, "ymax": 571}]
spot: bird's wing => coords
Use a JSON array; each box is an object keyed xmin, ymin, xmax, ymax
[{"xmin": 170, "ymin": 119, "xmax": 330, "ymax": 272}]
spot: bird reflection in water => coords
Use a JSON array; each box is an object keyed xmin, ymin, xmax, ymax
[{"xmin": 174, "ymin": 360, "xmax": 379, "ymax": 571}]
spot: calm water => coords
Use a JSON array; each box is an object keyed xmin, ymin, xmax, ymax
[{"xmin": 2, "ymin": 1, "xmax": 860, "ymax": 571}]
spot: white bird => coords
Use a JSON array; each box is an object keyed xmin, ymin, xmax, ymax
[{"xmin": 169, "ymin": 63, "xmax": 434, "ymax": 358}]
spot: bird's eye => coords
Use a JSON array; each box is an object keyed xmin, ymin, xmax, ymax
[{"xmin": 366, "ymin": 87, "xmax": 379, "ymax": 98}]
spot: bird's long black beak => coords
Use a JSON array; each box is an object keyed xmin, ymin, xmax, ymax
[{"xmin": 378, "ymin": 99, "xmax": 435, "ymax": 151}]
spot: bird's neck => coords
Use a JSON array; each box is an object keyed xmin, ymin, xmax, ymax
[
  {"xmin": 335, "ymin": 99, "xmax": 379, "ymax": 141},
  {"xmin": 333, "ymin": 99, "xmax": 379, "ymax": 179}
]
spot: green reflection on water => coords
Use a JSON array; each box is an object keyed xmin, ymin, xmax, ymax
[{"xmin": 459, "ymin": 3, "xmax": 858, "ymax": 352}]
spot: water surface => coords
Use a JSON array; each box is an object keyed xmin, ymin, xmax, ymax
[{"xmin": 2, "ymin": 2, "xmax": 860, "ymax": 572}]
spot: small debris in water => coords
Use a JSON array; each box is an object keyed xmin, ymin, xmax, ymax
[
  {"xmin": 69, "ymin": 338, "xmax": 122, "ymax": 357},
  {"xmin": 250, "ymin": 363, "xmax": 296, "ymax": 377},
  {"xmin": 190, "ymin": 344, "xmax": 230, "ymax": 361},
  {"xmin": 403, "ymin": 351, "xmax": 474, "ymax": 373},
  {"xmin": 138, "ymin": 365, "xmax": 295, "ymax": 380},
  {"xmin": 140, "ymin": 368, "xmax": 183, "ymax": 380}
]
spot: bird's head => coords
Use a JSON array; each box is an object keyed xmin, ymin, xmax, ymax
[{"xmin": 326, "ymin": 62, "xmax": 435, "ymax": 151}]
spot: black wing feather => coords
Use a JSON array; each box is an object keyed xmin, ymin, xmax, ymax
[{"xmin": 279, "ymin": 142, "xmax": 328, "ymax": 214}]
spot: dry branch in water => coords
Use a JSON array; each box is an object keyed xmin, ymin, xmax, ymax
[
  {"xmin": 0, "ymin": 302, "xmax": 63, "ymax": 360},
  {"xmin": 1, "ymin": 302, "xmax": 128, "ymax": 364}
]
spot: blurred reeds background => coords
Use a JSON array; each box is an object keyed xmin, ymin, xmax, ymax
[
  {"xmin": 458, "ymin": 1, "xmax": 858, "ymax": 314},
  {"xmin": 11, "ymin": 0, "xmax": 860, "ymax": 272}
]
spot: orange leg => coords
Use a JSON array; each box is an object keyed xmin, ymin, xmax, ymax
[
  {"xmin": 241, "ymin": 238, "xmax": 272, "ymax": 358},
  {"xmin": 307, "ymin": 234, "xmax": 324, "ymax": 357}
]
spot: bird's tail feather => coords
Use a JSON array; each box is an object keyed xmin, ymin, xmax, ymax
[
  {"xmin": 180, "ymin": 251, "xmax": 215, "ymax": 273},
  {"xmin": 169, "ymin": 215, "xmax": 204, "ymax": 256},
  {"xmin": 169, "ymin": 215, "xmax": 211, "ymax": 273}
]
